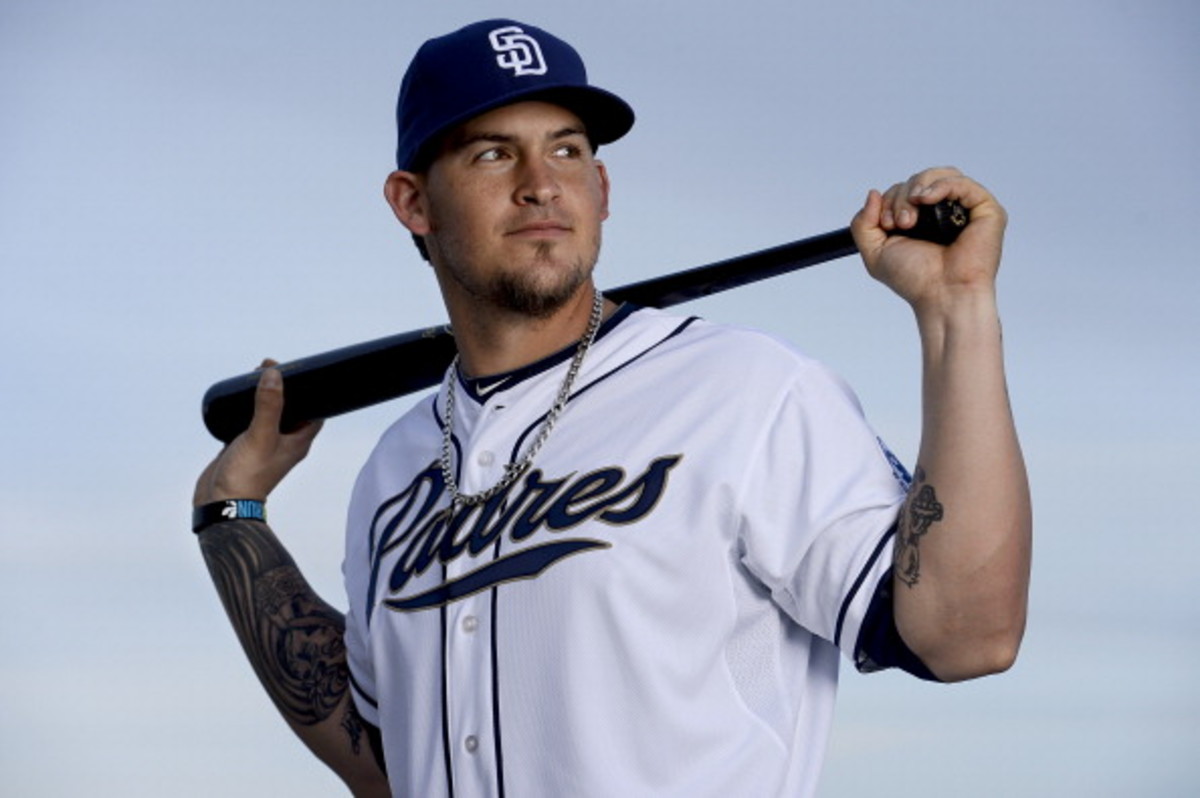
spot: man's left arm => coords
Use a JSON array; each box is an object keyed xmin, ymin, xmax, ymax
[{"xmin": 851, "ymin": 167, "xmax": 1033, "ymax": 682}]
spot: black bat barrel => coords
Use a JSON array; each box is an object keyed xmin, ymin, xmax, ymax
[{"xmin": 202, "ymin": 326, "xmax": 456, "ymax": 443}]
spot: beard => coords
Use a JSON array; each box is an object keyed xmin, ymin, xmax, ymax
[
  {"xmin": 490, "ymin": 242, "xmax": 593, "ymax": 318},
  {"xmin": 433, "ymin": 229, "xmax": 602, "ymax": 320}
]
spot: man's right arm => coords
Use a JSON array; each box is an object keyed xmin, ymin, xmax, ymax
[
  {"xmin": 193, "ymin": 364, "xmax": 389, "ymax": 796},
  {"xmin": 197, "ymin": 518, "xmax": 389, "ymax": 796}
]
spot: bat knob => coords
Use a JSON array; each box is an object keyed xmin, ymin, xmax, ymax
[{"xmin": 895, "ymin": 199, "xmax": 970, "ymax": 245}]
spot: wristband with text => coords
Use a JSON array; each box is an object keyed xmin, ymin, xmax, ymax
[{"xmin": 192, "ymin": 499, "xmax": 266, "ymax": 533}]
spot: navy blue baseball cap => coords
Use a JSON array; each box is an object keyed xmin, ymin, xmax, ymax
[{"xmin": 395, "ymin": 19, "xmax": 635, "ymax": 171}]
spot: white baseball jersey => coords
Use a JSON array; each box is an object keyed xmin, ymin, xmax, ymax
[{"xmin": 343, "ymin": 305, "xmax": 915, "ymax": 797}]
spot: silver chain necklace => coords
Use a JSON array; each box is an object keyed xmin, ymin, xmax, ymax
[{"xmin": 440, "ymin": 289, "xmax": 604, "ymax": 509}]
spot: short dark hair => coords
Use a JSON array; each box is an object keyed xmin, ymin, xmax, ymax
[{"xmin": 412, "ymin": 231, "xmax": 430, "ymax": 261}]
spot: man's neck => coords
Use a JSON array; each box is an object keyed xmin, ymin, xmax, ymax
[{"xmin": 446, "ymin": 287, "xmax": 617, "ymax": 378}]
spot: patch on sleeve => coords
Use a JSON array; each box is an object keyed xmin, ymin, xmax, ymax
[{"xmin": 877, "ymin": 437, "xmax": 912, "ymax": 490}]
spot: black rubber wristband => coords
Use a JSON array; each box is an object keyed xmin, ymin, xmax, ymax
[{"xmin": 192, "ymin": 499, "xmax": 266, "ymax": 533}]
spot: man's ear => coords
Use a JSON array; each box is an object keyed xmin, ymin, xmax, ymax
[{"xmin": 384, "ymin": 170, "xmax": 432, "ymax": 235}]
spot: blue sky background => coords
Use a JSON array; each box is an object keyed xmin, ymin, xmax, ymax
[{"xmin": 2, "ymin": 1, "xmax": 1197, "ymax": 795}]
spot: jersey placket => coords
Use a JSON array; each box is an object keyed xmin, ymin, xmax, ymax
[{"xmin": 443, "ymin": 395, "xmax": 508, "ymax": 796}]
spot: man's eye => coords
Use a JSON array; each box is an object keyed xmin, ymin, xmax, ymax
[
  {"xmin": 475, "ymin": 148, "xmax": 506, "ymax": 162},
  {"xmin": 553, "ymin": 143, "xmax": 582, "ymax": 158}
]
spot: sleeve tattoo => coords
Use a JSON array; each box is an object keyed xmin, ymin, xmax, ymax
[
  {"xmin": 894, "ymin": 466, "xmax": 944, "ymax": 588},
  {"xmin": 197, "ymin": 520, "xmax": 372, "ymax": 755}
]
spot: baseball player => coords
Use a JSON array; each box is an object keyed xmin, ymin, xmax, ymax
[{"xmin": 193, "ymin": 19, "xmax": 1031, "ymax": 798}]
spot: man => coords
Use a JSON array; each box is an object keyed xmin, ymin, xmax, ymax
[{"xmin": 194, "ymin": 19, "xmax": 1031, "ymax": 798}]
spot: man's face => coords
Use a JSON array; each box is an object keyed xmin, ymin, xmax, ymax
[{"xmin": 404, "ymin": 101, "xmax": 611, "ymax": 319}]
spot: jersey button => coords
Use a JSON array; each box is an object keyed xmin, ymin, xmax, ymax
[
  {"xmin": 461, "ymin": 615, "xmax": 479, "ymax": 633},
  {"xmin": 477, "ymin": 451, "xmax": 495, "ymax": 467},
  {"xmin": 464, "ymin": 735, "xmax": 479, "ymax": 753}
]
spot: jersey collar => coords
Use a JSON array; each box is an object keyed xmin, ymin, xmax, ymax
[{"xmin": 457, "ymin": 303, "xmax": 638, "ymax": 403}]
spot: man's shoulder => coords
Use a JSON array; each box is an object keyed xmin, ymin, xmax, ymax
[
  {"xmin": 620, "ymin": 305, "xmax": 826, "ymax": 375},
  {"xmin": 365, "ymin": 393, "xmax": 442, "ymax": 463}
]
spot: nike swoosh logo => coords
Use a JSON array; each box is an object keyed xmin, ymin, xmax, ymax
[{"xmin": 475, "ymin": 376, "xmax": 512, "ymax": 397}]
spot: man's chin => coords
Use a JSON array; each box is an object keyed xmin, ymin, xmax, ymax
[
  {"xmin": 493, "ymin": 266, "xmax": 591, "ymax": 319},
  {"xmin": 495, "ymin": 282, "xmax": 583, "ymax": 319}
]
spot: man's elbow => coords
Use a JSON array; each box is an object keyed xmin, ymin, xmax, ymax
[{"xmin": 921, "ymin": 625, "xmax": 1025, "ymax": 683}]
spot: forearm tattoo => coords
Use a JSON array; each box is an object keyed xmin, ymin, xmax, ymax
[
  {"xmin": 198, "ymin": 520, "xmax": 358, "ymax": 738},
  {"xmin": 894, "ymin": 466, "xmax": 944, "ymax": 588}
]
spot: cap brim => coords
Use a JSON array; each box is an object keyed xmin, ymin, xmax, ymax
[
  {"xmin": 526, "ymin": 85, "xmax": 635, "ymax": 145},
  {"xmin": 406, "ymin": 84, "xmax": 634, "ymax": 170}
]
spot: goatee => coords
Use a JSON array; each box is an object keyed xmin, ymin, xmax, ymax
[{"xmin": 491, "ymin": 243, "xmax": 594, "ymax": 318}]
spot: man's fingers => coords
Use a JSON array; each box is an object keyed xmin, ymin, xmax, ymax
[
  {"xmin": 246, "ymin": 366, "xmax": 285, "ymax": 442},
  {"xmin": 249, "ymin": 360, "xmax": 326, "ymax": 448},
  {"xmin": 288, "ymin": 417, "xmax": 325, "ymax": 454},
  {"xmin": 904, "ymin": 173, "xmax": 1008, "ymax": 242},
  {"xmin": 883, "ymin": 166, "xmax": 965, "ymax": 231},
  {"xmin": 850, "ymin": 189, "xmax": 888, "ymax": 256}
]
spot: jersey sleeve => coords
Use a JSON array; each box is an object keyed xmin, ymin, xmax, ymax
[
  {"xmin": 855, "ymin": 563, "xmax": 940, "ymax": 680},
  {"xmin": 342, "ymin": 456, "xmax": 382, "ymax": 727},
  {"xmin": 733, "ymin": 356, "xmax": 909, "ymax": 664},
  {"xmin": 343, "ymin": 596, "xmax": 380, "ymax": 725}
]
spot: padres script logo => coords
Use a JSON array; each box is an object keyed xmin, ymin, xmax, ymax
[
  {"xmin": 488, "ymin": 25, "xmax": 547, "ymax": 76},
  {"xmin": 366, "ymin": 455, "xmax": 683, "ymax": 618}
]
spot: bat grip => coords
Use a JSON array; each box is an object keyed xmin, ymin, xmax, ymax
[{"xmin": 897, "ymin": 199, "xmax": 969, "ymax": 244}]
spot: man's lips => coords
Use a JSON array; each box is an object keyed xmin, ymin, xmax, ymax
[{"xmin": 506, "ymin": 220, "xmax": 572, "ymax": 237}]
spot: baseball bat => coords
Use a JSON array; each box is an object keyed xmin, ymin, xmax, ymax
[{"xmin": 202, "ymin": 199, "xmax": 968, "ymax": 442}]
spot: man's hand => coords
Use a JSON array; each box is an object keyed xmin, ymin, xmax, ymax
[
  {"xmin": 850, "ymin": 167, "xmax": 1007, "ymax": 314},
  {"xmin": 193, "ymin": 360, "xmax": 323, "ymax": 507}
]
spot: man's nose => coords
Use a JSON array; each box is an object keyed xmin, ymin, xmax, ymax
[{"xmin": 515, "ymin": 158, "xmax": 561, "ymax": 205}]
